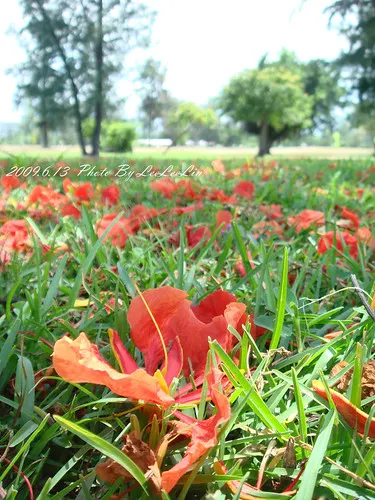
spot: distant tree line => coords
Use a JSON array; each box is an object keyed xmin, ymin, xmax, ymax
[{"xmin": 10, "ymin": 0, "xmax": 375, "ymax": 155}]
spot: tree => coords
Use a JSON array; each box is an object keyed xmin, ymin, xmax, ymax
[
  {"xmin": 266, "ymin": 50, "xmax": 345, "ymax": 132},
  {"xmin": 166, "ymin": 102, "xmax": 217, "ymax": 148},
  {"xmin": 12, "ymin": 46, "xmax": 68, "ymax": 148},
  {"xmin": 220, "ymin": 67, "xmax": 313, "ymax": 156},
  {"xmin": 351, "ymin": 103, "xmax": 375, "ymax": 150},
  {"xmin": 326, "ymin": 0, "xmax": 375, "ymax": 107},
  {"xmin": 16, "ymin": 0, "xmax": 154, "ymax": 156},
  {"xmin": 326, "ymin": 0, "xmax": 375, "ymax": 151},
  {"xmin": 137, "ymin": 59, "xmax": 167, "ymax": 142}
]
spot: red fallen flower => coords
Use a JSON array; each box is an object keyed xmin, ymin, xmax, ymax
[
  {"xmin": 170, "ymin": 225, "xmax": 211, "ymax": 249},
  {"xmin": 233, "ymin": 180, "xmax": 255, "ymax": 200},
  {"xmin": 1, "ymin": 175, "xmax": 20, "ymax": 192},
  {"xmin": 176, "ymin": 179, "xmax": 202, "ymax": 201},
  {"xmin": 73, "ymin": 182, "xmax": 94, "ymax": 201},
  {"xmin": 0, "ymin": 219, "xmax": 31, "ymax": 253},
  {"xmin": 95, "ymin": 368, "xmax": 231, "ymax": 494},
  {"xmin": 339, "ymin": 206, "xmax": 360, "ymax": 229},
  {"xmin": 312, "ymin": 380, "xmax": 375, "ymax": 437},
  {"xmin": 288, "ymin": 209, "xmax": 325, "ymax": 233},
  {"xmin": 96, "ymin": 213, "xmax": 135, "ymax": 248},
  {"xmin": 357, "ymin": 227, "xmax": 375, "ymax": 250},
  {"xmin": 28, "ymin": 185, "xmax": 67, "ymax": 209},
  {"xmin": 187, "ymin": 226, "xmax": 211, "ymax": 248},
  {"xmin": 102, "ymin": 185, "xmax": 120, "ymax": 206},
  {"xmin": 128, "ymin": 205, "xmax": 165, "ymax": 231},
  {"xmin": 214, "ymin": 461, "xmax": 296, "ymax": 499},
  {"xmin": 170, "ymin": 202, "xmax": 203, "ymax": 215},
  {"xmin": 150, "ymin": 178, "xmax": 179, "ymax": 199},
  {"xmin": 225, "ymin": 168, "xmax": 242, "ymax": 179},
  {"xmin": 63, "ymin": 179, "xmax": 94, "ymax": 201},
  {"xmin": 216, "ymin": 210, "xmax": 232, "ymax": 229},
  {"xmin": 0, "ymin": 219, "xmax": 33, "ymax": 265},
  {"xmin": 259, "ymin": 204, "xmax": 283, "ymax": 220},
  {"xmin": 235, "ymin": 251, "xmax": 256, "ymax": 277},
  {"xmin": 60, "ymin": 203, "xmax": 81, "ymax": 220},
  {"xmin": 211, "ymin": 159, "xmax": 226, "ymax": 174},
  {"xmin": 252, "ymin": 220, "xmax": 283, "ymax": 239},
  {"xmin": 317, "ymin": 231, "xmax": 358, "ymax": 259},
  {"xmin": 357, "ymin": 188, "xmax": 365, "ymax": 198},
  {"xmin": 53, "ymin": 286, "xmax": 249, "ymax": 402},
  {"xmin": 128, "ymin": 287, "xmax": 248, "ymax": 377},
  {"xmin": 208, "ymin": 189, "xmax": 236, "ymax": 204}
]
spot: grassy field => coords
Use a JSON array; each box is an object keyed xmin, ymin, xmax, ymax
[
  {"xmin": 0, "ymin": 155, "xmax": 374, "ymax": 499},
  {"xmin": 0, "ymin": 144, "xmax": 374, "ymax": 161}
]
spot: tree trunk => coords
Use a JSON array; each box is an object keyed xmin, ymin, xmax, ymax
[
  {"xmin": 258, "ymin": 121, "xmax": 271, "ymax": 156},
  {"xmin": 41, "ymin": 121, "xmax": 48, "ymax": 148},
  {"xmin": 92, "ymin": 0, "xmax": 103, "ymax": 157},
  {"xmin": 41, "ymin": 75, "xmax": 48, "ymax": 148},
  {"xmin": 148, "ymin": 116, "xmax": 152, "ymax": 145},
  {"xmin": 34, "ymin": 0, "xmax": 87, "ymax": 156}
]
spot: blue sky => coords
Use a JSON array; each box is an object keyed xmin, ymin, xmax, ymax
[{"xmin": 0, "ymin": 0, "xmax": 346, "ymax": 123}]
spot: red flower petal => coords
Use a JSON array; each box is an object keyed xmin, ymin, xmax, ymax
[
  {"xmin": 216, "ymin": 210, "xmax": 232, "ymax": 228},
  {"xmin": 163, "ymin": 338, "xmax": 183, "ymax": 386},
  {"xmin": 161, "ymin": 368, "xmax": 231, "ymax": 492},
  {"xmin": 102, "ymin": 185, "xmax": 120, "ymax": 206},
  {"xmin": 340, "ymin": 206, "xmax": 359, "ymax": 229},
  {"xmin": 213, "ymin": 461, "xmax": 259, "ymax": 499},
  {"xmin": 317, "ymin": 231, "xmax": 358, "ymax": 259},
  {"xmin": 108, "ymin": 329, "xmax": 139, "ymax": 374},
  {"xmin": 52, "ymin": 333, "xmax": 173, "ymax": 407},
  {"xmin": 128, "ymin": 286, "xmax": 188, "ymax": 354},
  {"xmin": 150, "ymin": 179, "xmax": 179, "ymax": 199},
  {"xmin": 288, "ymin": 209, "xmax": 325, "ymax": 233},
  {"xmin": 128, "ymin": 287, "xmax": 246, "ymax": 377},
  {"xmin": 233, "ymin": 181, "xmax": 255, "ymax": 200},
  {"xmin": 312, "ymin": 380, "xmax": 375, "ymax": 437}
]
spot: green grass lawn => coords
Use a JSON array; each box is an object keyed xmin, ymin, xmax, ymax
[
  {"xmin": 0, "ymin": 155, "xmax": 374, "ymax": 499},
  {"xmin": 0, "ymin": 144, "xmax": 374, "ymax": 162}
]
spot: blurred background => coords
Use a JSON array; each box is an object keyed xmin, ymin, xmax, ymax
[{"xmin": 0, "ymin": 0, "xmax": 374, "ymax": 156}]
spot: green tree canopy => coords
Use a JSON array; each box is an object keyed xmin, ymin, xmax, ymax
[
  {"xmin": 220, "ymin": 66, "xmax": 313, "ymax": 155},
  {"xmin": 265, "ymin": 50, "xmax": 345, "ymax": 131},
  {"xmin": 166, "ymin": 102, "xmax": 217, "ymax": 146}
]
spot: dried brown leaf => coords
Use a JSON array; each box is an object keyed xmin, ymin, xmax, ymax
[{"xmin": 96, "ymin": 432, "xmax": 162, "ymax": 493}]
